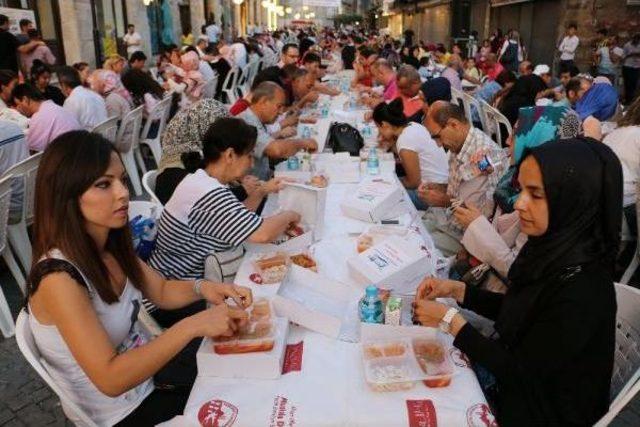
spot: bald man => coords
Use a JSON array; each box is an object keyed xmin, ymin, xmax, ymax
[
  {"xmin": 418, "ymin": 101, "xmax": 507, "ymax": 255},
  {"xmin": 362, "ymin": 58, "xmax": 398, "ymax": 108}
]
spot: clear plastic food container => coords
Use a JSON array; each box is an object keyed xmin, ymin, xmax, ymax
[
  {"xmin": 252, "ymin": 252, "xmax": 291, "ymax": 284},
  {"xmin": 412, "ymin": 338, "xmax": 455, "ymax": 388},
  {"xmin": 361, "ymin": 337, "xmax": 455, "ymax": 391},
  {"xmin": 362, "ymin": 339, "xmax": 424, "ymax": 392},
  {"xmin": 212, "ymin": 319, "xmax": 276, "ymax": 355}
]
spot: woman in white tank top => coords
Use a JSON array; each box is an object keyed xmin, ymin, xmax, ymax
[{"xmin": 26, "ymin": 131, "xmax": 253, "ymax": 426}]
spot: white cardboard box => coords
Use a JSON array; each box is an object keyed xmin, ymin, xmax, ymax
[
  {"xmin": 196, "ymin": 317, "xmax": 289, "ymax": 380},
  {"xmin": 273, "ymin": 265, "xmax": 362, "ymax": 342},
  {"xmin": 347, "ymin": 235, "xmax": 432, "ymax": 294},
  {"xmin": 340, "ymin": 175, "xmax": 405, "ymax": 223},
  {"xmin": 277, "ymin": 183, "xmax": 327, "ymax": 239},
  {"xmin": 245, "ymin": 228, "xmax": 314, "ymax": 253},
  {"xmin": 313, "ymin": 152, "xmax": 360, "ymax": 184}
]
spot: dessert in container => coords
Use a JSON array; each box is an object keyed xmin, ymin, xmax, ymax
[
  {"xmin": 412, "ymin": 338, "xmax": 455, "ymax": 388},
  {"xmin": 212, "ymin": 300, "xmax": 276, "ymax": 355},
  {"xmin": 252, "ymin": 252, "xmax": 290, "ymax": 284}
]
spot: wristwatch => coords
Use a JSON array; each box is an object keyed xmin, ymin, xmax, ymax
[{"xmin": 439, "ymin": 307, "xmax": 459, "ymax": 334}]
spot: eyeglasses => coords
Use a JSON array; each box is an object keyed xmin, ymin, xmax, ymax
[{"xmin": 431, "ymin": 123, "xmax": 447, "ymax": 140}]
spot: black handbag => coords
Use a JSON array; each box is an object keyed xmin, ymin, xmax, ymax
[{"xmin": 326, "ymin": 122, "xmax": 364, "ymax": 156}]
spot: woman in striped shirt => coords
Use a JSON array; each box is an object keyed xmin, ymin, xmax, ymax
[{"xmin": 150, "ymin": 116, "xmax": 299, "ymax": 283}]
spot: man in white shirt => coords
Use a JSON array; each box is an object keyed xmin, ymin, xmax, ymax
[
  {"xmin": 206, "ymin": 22, "xmax": 221, "ymax": 44},
  {"xmin": 0, "ymin": 120, "xmax": 28, "ymax": 221},
  {"xmin": 558, "ymin": 24, "xmax": 579, "ymax": 70},
  {"xmin": 230, "ymin": 40, "xmax": 248, "ymax": 69},
  {"xmin": 58, "ymin": 66, "xmax": 107, "ymax": 130},
  {"xmin": 123, "ymin": 24, "xmax": 143, "ymax": 56}
]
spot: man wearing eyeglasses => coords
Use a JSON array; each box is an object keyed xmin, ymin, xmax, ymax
[
  {"xmin": 278, "ymin": 44, "xmax": 300, "ymax": 68},
  {"xmin": 419, "ymin": 101, "xmax": 507, "ymax": 256}
]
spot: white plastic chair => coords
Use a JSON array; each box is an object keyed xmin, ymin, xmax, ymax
[
  {"xmin": 128, "ymin": 200, "xmax": 161, "ymax": 220},
  {"xmin": 450, "ymin": 86, "xmax": 465, "ymax": 109},
  {"xmin": 221, "ymin": 67, "xmax": 240, "ymax": 104},
  {"xmin": 462, "ymin": 91, "xmax": 488, "ymax": 131},
  {"xmin": 139, "ymin": 97, "xmax": 172, "ymax": 169},
  {"xmin": 481, "ymin": 99, "xmax": 513, "ymax": 144},
  {"xmin": 142, "ymin": 170, "xmax": 163, "ymax": 206},
  {"xmin": 2, "ymin": 152, "xmax": 43, "ymax": 273},
  {"xmin": 594, "ymin": 283, "xmax": 640, "ymax": 426},
  {"xmin": 115, "ymin": 105, "xmax": 144, "ymax": 196},
  {"xmin": 15, "ymin": 310, "xmax": 99, "ymax": 427},
  {"xmin": 621, "ymin": 182, "xmax": 640, "ymax": 284},
  {"xmin": 202, "ymin": 74, "xmax": 219, "ymax": 99},
  {"xmin": 90, "ymin": 116, "xmax": 119, "ymax": 143},
  {"xmin": 0, "ymin": 175, "xmax": 25, "ymax": 337}
]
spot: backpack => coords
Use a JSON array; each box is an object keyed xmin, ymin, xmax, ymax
[{"xmin": 500, "ymin": 42, "xmax": 518, "ymax": 67}]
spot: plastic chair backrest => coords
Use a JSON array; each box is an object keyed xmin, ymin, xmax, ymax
[
  {"xmin": 90, "ymin": 116, "xmax": 120, "ymax": 143},
  {"xmin": 461, "ymin": 91, "xmax": 488, "ymax": 131},
  {"xmin": 115, "ymin": 105, "xmax": 144, "ymax": 154},
  {"xmin": 0, "ymin": 175, "xmax": 14, "ymax": 254},
  {"xmin": 129, "ymin": 200, "xmax": 161, "ymax": 220},
  {"xmin": 2, "ymin": 152, "xmax": 43, "ymax": 226},
  {"xmin": 142, "ymin": 170, "xmax": 163, "ymax": 206},
  {"xmin": 481, "ymin": 99, "xmax": 513, "ymax": 143},
  {"xmin": 202, "ymin": 74, "xmax": 219, "ymax": 99},
  {"xmin": 611, "ymin": 282, "xmax": 640, "ymax": 405},
  {"xmin": 140, "ymin": 97, "xmax": 172, "ymax": 141},
  {"xmin": 450, "ymin": 87, "xmax": 465, "ymax": 108},
  {"xmin": 15, "ymin": 310, "xmax": 99, "ymax": 427}
]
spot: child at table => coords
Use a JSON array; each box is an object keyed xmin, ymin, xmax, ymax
[{"xmin": 25, "ymin": 130, "xmax": 253, "ymax": 426}]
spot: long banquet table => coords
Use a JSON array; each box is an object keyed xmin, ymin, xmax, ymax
[{"xmin": 160, "ymin": 78, "xmax": 494, "ymax": 427}]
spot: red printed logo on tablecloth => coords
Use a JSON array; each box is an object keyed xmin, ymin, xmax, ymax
[
  {"xmin": 198, "ymin": 399, "xmax": 238, "ymax": 427},
  {"xmin": 406, "ymin": 399, "xmax": 438, "ymax": 427},
  {"xmin": 466, "ymin": 403, "xmax": 497, "ymax": 427},
  {"xmin": 282, "ymin": 341, "xmax": 304, "ymax": 374},
  {"xmin": 449, "ymin": 348, "xmax": 471, "ymax": 369},
  {"xmin": 269, "ymin": 395, "xmax": 298, "ymax": 427}
]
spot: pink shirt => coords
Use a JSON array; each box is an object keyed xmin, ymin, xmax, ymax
[
  {"xmin": 383, "ymin": 77, "xmax": 398, "ymax": 101},
  {"xmin": 22, "ymin": 45, "xmax": 56, "ymax": 76},
  {"xmin": 27, "ymin": 100, "xmax": 81, "ymax": 152}
]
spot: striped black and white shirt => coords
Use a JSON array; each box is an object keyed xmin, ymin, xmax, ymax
[{"xmin": 148, "ymin": 169, "xmax": 263, "ymax": 280}]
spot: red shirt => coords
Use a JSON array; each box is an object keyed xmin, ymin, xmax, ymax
[
  {"xmin": 485, "ymin": 62, "xmax": 505, "ymax": 81},
  {"xmin": 230, "ymin": 98, "xmax": 250, "ymax": 116}
]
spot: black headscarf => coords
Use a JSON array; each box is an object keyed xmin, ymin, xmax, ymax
[
  {"xmin": 496, "ymin": 138, "xmax": 622, "ymax": 346},
  {"xmin": 498, "ymin": 74, "xmax": 548, "ymax": 125}
]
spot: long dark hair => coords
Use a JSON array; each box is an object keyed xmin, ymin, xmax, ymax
[
  {"xmin": 121, "ymin": 68, "xmax": 165, "ymax": 106},
  {"xmin": 372, "ymin": 98, "xmax": 408, "ymax": 127},
  {"xmin": 29, "ymin": 131, "xmax": 145, "ymax": 304}
]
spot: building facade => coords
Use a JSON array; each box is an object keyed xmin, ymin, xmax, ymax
[
  {"xmin": 1, "ymin": 0, "xmax": 336, "ymax": 70},
  {"xmin": 381, "ymin": 0, "xmax": 640, "ymax": 72}
]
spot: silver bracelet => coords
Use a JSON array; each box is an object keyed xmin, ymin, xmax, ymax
[{"xmin": 193, "ymin": 279, "xmax": 205, "ymax": 297}]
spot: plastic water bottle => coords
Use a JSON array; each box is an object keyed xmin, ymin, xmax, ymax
[
  {"xmin": 302, "ymin": 125, "xmax": 311, "ymax": 139},
  {"xmin": 359, "ymin": 286, "xmax": 384, "ymax": 324},
  {"xmin": 367, "ymin": 147, "xmax": 380, "ymax": 175},
  {"xmin": 320, "ymin": 102, "xmax": 329, "ymax": 118}
]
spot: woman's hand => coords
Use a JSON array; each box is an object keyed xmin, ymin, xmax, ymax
[
  {"xmin": 201, "ymin": 282, "xmax": 253, "ymax": 309},
  {"xmin": 413, "ymin": 300, "xmax": 448, "ymax": 328},
  {"xmin": 453, "ymin": 201, "xmax": 482, "ymax": 229},
  {"xmin": 241, "ymin": 175, "xmax": 261, "ymax": 195},
  {"xmin": 284, "ymin": 210, "xmax": 302, "ymax": 224},
  {"xmin": 262, "ymin": 177, "xmax": 289, "ymax": 194},
  {"xmin": 416, "ymin": 277, "xmax": 466, "ymax": 304},
  {"xmin": 187, "ymin": 304, "xmax": 249, "ymax": 338}
]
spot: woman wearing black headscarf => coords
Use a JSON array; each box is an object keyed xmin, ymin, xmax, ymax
[
  {"xmin": 414, "ymin": 138, "xmax": 622, "ymax": 426},
  {"xmin": 498, "ymin": 74, "xmax": 548, "ymax": 126}
]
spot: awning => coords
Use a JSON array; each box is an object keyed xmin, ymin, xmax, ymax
[{"xmin": 491, "ymin": 0, "xmax": 534, "ymax": 7}]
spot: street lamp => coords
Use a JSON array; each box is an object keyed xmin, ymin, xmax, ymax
[
  {"xmin": 302, "ymin": 5, "xmax": 309, "ymax": 11},
  {"xmin": 285, "ymin": 7, "xmax": 292, "ymax": 13},
  {"xmin": 294, "ymin": 13, "xmax": 301, "ymax": 19},
  {"xmin": 232, "ymin": 0, "xmax": 244, "ymax": 4},
  {"xmin": 142, "ymin": 0, "xmax": 152, "ymax": 5}
]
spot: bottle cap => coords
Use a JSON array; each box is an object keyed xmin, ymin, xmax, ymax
[{"xmin": 365, "ymin": 285, "xmax": 378, "ymax": 297}]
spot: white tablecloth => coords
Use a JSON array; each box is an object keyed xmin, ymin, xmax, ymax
[{"xmin": 163, "ymin": 86, "xmax": 493, "ymax": 427}]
